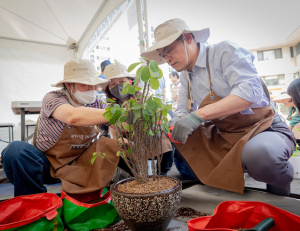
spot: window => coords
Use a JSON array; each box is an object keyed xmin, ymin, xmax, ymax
[
  {"xmin": 107, "ymin": 47, "xmax": 110, "ymax": 51},
  {"xmin": 90, "ymin": 55, "xmax": 94, "ymax": 63},
  {"xmin": 151, "ymin": 26, "xmax": 154, "ymax": 32},
  {"xmin": 257, "ymin": 48, "xmax": 282, "ymax": 61},
  {"xmin": 96, "ymin": 46, "xmax": 99, "ymax": 49},
  {"xmin": 97, "ymin": 66, "xmax": 100, "ymax": 71},
  {"xmin": 97, "ymin": 56, "xmax": 99, "ymax": 60},
  {"xmin": 260, "ymin": 74, "xmax": 285, "ymax": 86},
  {"xmin": 290, "ymin": 47, "xmax": 294, "ymax": 57},
  {"xmin": 296, "ymin": 42, "xmax": 300, "ymax": 56}
]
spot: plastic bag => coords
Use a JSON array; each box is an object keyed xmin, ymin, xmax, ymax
[
  {"xmin": 0, "ymin": 193, "xmax": 64, "ymax": 231},
  {"xmin": 188, "ymin": 201, "xmax": 300, "ymax": 231},
  {"xmin": 61, "ymin": 188, "xmax": 120, "ymax": 231}
]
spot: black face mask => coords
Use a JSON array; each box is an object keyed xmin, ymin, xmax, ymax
[{"xmin": 110, "ymin": 84, "xmax": 129, "ymax": 100}]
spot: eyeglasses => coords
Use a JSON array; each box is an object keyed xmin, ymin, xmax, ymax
[
  {"xmin": 159, "ymin": 44, "xmax": 175, "ymax": 59},
  {"xmin": 159, "ymin": 35, "xmax": 183, "ymax": 59}
]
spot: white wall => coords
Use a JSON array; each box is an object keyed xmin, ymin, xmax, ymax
[
  {"xmin": 0, "ymin": 39, "xmax": 74, "ymax": 140},
  {"xmin": 252, "ymin": 46, "xmax": 297, "ymax": 76}
]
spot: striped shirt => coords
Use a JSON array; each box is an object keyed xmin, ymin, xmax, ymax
[{"xmin": 36, "ymin": 91, "xmax": 108, "ymax": 152}]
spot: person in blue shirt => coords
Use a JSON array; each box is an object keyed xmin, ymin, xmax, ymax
[
  {"xmin": 141, "ymin": 18, "xmax": 295, "ymax": 196},
  {"xmin": 99, "ymin": 60, "xmax": 111, "ymax": 79}
]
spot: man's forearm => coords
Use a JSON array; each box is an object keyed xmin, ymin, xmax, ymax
[{"xmin": 195, "ymin": 95, "xmax": 252, "ymax": 120}]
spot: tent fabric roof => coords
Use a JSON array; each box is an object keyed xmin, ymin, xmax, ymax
[{"xmin": 0, "ymin": 0, "xmax": 125, "ymax": 56}]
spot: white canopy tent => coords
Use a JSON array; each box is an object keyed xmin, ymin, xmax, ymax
[{"xmin": 0, "ymin": 0, "xmax": 125, "ymax": 135}]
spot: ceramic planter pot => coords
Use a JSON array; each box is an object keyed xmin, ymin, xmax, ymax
[{"xmin": 110, "ymin": 176, "xmax": 182, "ymax": 231}]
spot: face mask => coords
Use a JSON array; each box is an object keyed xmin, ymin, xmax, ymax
[
  {"xmin": 73, "ymin": 90, "xmax": 97, "ymax": 105},
  {"xmin": 110, "ymin": 84, "xmax": 129, "ymax": 100}
]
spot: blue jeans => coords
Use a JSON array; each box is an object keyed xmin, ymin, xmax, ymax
[
  {"xmin": 1, "ymin": 141, "xmax": 60, "ymax": 197},
  {"xmin": 173, "ymin": 145, "xmax": 197, "ymax": 180},
  {"xmin": 159, "ymin": 150, "xmax": 174, "ymax": 175}
]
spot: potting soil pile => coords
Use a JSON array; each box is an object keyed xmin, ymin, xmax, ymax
[{"xmin": 95, "ymin": 207, "xmax": 209, "ymax": 231}]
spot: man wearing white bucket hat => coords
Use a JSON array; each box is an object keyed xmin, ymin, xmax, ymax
[
  {"xmin": 2, "ymin": 59, "xmax": 120, "ymax": 196},
  {"xmin": 141, "ymin": 18, "xmax": 296, "ymax": 196}
]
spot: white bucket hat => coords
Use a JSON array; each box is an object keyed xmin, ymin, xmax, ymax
[
  {"xmin": 99, "ymin": 63, "xmax": 136, "ymax": 90},
  {"xmin": 141, "ymin": 18, "xmax": 210, "ymax": 65},
  {"xmin": 272, "ymin": 93, "xmax": 291, "ymax": 103},
  {"xmin": 51, "ymin": 59, "xmax": 108, "ymax": 88}
]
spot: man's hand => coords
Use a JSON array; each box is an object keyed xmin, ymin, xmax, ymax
[
  {"xmin": 166, "ymin": 116, "xmax": 181, "ymax": 127},
  {"xmin": 171, "ymin": 112, "xmax": 205, "ymax": 144}
]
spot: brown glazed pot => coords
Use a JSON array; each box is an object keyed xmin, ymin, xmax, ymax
[{"xmin": 110, "ymin": 176, "xmax": 182, "ymax": 231}]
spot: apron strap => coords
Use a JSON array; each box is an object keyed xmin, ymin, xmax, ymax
[
  {"xmin": 260, "ymin": 78, "xmax": 271, "ymax": 104},
  {"xmin": 206, "ymin": 46, "xmax": 215, "ymax": 100}
]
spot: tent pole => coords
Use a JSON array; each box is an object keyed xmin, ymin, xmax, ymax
[{"xmin": 136, "ymin": 0, "xmax": 145, "ymax": 54}]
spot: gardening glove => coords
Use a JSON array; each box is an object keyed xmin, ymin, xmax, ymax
[
  {"xmin": 171, "ymin": 112, "xmax": 205, "ymax": 144},
  {"xmin": 166, "ymin": 116, "xmax": 182, "ymax": 128}
]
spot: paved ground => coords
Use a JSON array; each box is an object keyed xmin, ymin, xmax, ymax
[{"xmin": 1, "ymin": 128, "xmax": 299, "ymax": 199}]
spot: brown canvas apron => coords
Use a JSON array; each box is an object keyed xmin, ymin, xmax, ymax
[
  {"xmin": 174, "ymin": 48, "xmax": 275, "ymax": 194},
  {"xmin": 45, "ymin": 124, "xmax": 119, "ymax": 194}
]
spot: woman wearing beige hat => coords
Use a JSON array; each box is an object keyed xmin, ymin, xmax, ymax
[
  {"xmin": 99, "ymin": 63, "xmax": 173, "ymax": 176},
  {"xmin": 141, "ymin": 18, "xmax": 295, "ymax": 196},
  {"xmin": 1, "ymin": 59, "xmax": 121, "ymax": 197}
]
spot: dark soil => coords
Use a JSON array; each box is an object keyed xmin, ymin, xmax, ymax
[
  {"xmin": 84, "ymin": 198, "xmax": 106, "ymax": 204},
  {"xmin": 117, "ymin": 177, "xmax": 177, "ymax": 194},
  {"xmin": 97, "ymin": 221, "xmax": 130, "ymax": 231},
  {"xmin": 173, "ymin": 207, "xmax": 209, "ymax": 219}
]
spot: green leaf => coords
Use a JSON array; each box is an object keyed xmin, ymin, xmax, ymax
[
  {"xmin": 109, "ymin": 118, "xmax": 116, "ymax": 125},
  {"xmin": 131, "ymin": 105, "xmax": 141, "ymax": 110},
  {"xmin": 153, "ymin": 97, "xmax": 163, "ymax": 108},
  {"xmin": 91, "ymin": 155, "xmax": 98, "ymax": 164},
  {"xmin": 142, "ymin": 56, "xmax": 149, "ymax": 61},
  {"xmin": 165, "ymin": 103, "xmax": 173, "ymax": 110},
  {"xmin": 150, "ymin": 69, "xmax": 159, "ymax": 78},
  {"xmin": 116, "ymin": 151, "xmax": 121, "ymax": 156},
  {"xmin": 141, "ymin": 65, "xmax": 150, "ymax": 82},
  {"xmin": 146, "ymin": 98, "xmax": 156, "ymax": 110},
  {"xmin": 123, "ymin": 124, "xmax": 129, "ymax": 131},
  {"xmin": 117, "ymin": 120, "xmax": 122, "ymax": 127},
  {"xmin": 121, "ymin": 101, "xmax": 128, "ymax": 108},
  {"xmin": 101, "ymin": 153, "xmax": 106, "ymax": 159},
  {"xmin": 150, "ymin": 77, "xmax": 159, "ymax": 90},
  {"xmin": 150, "ymin": 60, "xmax": 159, "ymax": 72},
  {"xmin": 107, "ymin": 98, "xmax": 115, "ymax": 103},
  {"xmin": 128, "ymin": 62, "xmax": 142, "ymax": 72},
  {"xmin": 162, "ymin": 123, "xmax": 170, "ymax": 134},
  {"xmin": 158, "ymin": 68, "xmax": 163, "ymax": 78},
  {"xmin": 128, "ymin": 85, "xmax": 136, "ymax": 95},
  {"xmin": 127, "ymin": 147, "xmax": 132, "ymax": 154},
  {"xmin": 136, "ymin": 66, "xmax": 143, "ymax": 78},
  {"xmin": 148, "ymin": 130, "xmax": 155, "ymax": 136},
  {"xmin": 134, "ymin": 75, "xmax": 141, "ymax": 86},
  {"xmin": 93, "ymin": 152, "xmax": 98, "ymax": 156},
  {"xmin": 135, "ymin": 86, "xmax": 142, "ymax": 92},
  {"xmin": 145, "ymin": 109, "xmax": 154, "ymax": 115},
  {"xmin": 143, "ymin": 111, "xmax": 151, "ymax": 121},
  {"xmin": 110, "ymin": 107, "xmax": 116, "ymax": 114},
  {"xmin": 133, "ymin": 111, "xmax": 141, "ymax": 123},
  {"xmin": 162, "ymin": 108, "xmax": 168, "ymax": 117}
]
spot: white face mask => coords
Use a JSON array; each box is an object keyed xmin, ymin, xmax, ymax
[{"xmin": 73, "ymin": 90, "xmax": 97, "ymax": 105}]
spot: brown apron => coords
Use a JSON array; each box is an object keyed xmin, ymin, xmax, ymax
[
  {"xmin": 45, "ymin": 124, "xmax": 119, "ymax": 194},
  {"xmin": 174, "ymin": 48, "xmax": 275, "ymax": 194}
]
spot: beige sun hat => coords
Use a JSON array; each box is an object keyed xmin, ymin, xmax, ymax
[
  {"xmin": 272, "ymin": 92, "xmax": 291, "ymax": 103},
  {"xmin": 99, "ymin": 63, "xmax": 136, "ymax": 90},
  {"xmin": 51, "ymin": 59, "xmax": 108, "ymax": 88},
  {"xmin": 141, "ymin": 18, "xmax": 210, "ymax": 65}
]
